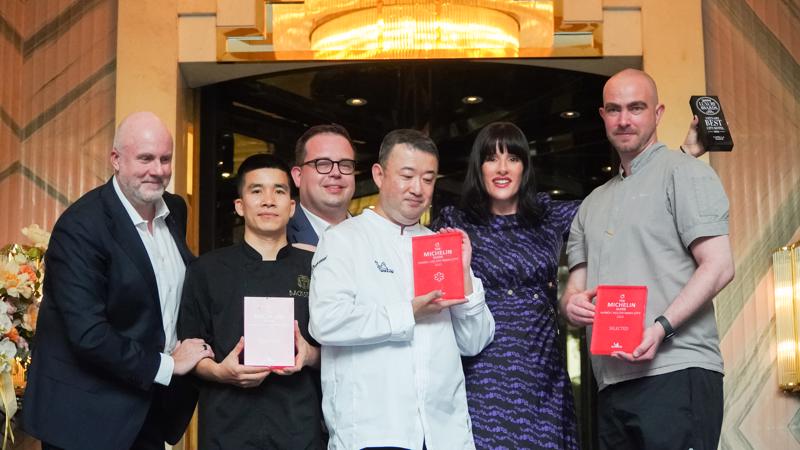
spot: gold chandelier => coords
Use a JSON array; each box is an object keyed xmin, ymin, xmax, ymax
[{"xmin": 272, "ymin": 0, "xmax": 555, "ymax": 59}]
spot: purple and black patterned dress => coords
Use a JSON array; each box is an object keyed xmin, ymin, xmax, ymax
[{"xmin": 433, "ymin": 194, "xmax": 580, "ymax": 450}]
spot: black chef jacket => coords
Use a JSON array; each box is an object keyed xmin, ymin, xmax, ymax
[{"xmin": 178, "ymin": 242, "xmax": 322, "ymax": 450}]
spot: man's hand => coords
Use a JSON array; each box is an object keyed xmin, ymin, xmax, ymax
[
  {"xmin": 171, "ymin": 338, "xmax": 215, "ymax": 376},
  {"xmin": 611, "ymin": 322, "xmax": 666, "ymax": 362},
  {"xmin": 212, "ymin": 337, "xmax": 271, "ymax": 388},
  {"xmin": 563, "ymin": 287, "xmax": 597, "ymax": 327},
  {"xmin": 412, "ymin": 290, "xmax": 467, "ymax": 320},
  {"xmin": 273, "ymin": 321, "xmax": 320, "ymax": 375},
  {"xmin": 681, "ymin": 115, "xmax": 706, "ymax": 157}
]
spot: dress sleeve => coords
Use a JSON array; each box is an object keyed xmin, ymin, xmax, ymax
[
  {"xmin": 449, "ymin": 275, "xmax": 495, "ymax": 356},
  {"xmin": 536, "ymin": 193, "xmax": 580, "ymax": 243},
  {"xmin": 557, "ymin": 200, "xmax": 582, "ymax": 243},
  {"xmin": 430, "ymin": 205, "xmax": 457, "ymax": 231}
]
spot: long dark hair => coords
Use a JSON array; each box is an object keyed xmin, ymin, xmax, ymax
[{"xmin": 460, "ymin": 122, "xmax": 543, "ymax": 225}]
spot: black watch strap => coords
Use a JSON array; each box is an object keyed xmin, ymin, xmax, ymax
[{"xmin": 654, "ymin": 315, "xmax": 675, "ymax": 341}]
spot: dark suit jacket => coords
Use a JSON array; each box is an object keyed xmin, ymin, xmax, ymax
[
  {"xmin": 22, "ymin": 179, "xmax": 197, "ymax": 450},
  {"xmin": 287, "ymin": 204, "xmax": 320, "ymax": 246}
]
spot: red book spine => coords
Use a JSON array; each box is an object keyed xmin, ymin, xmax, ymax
[{"xmin": 412, "ymin": 232, "xmax": 465, "ymax": 300}]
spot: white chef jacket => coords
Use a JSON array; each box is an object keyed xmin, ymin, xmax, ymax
[{"xmin": 310, "ymin": 209, "xmax": 495, "ymax": 450}]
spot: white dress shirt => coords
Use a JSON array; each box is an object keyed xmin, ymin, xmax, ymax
[
  {"xmin": 310, "ymin": 210, "xmax": 495, "ymax": 450},
  {"xmin": 300, "ymin": 203, "xmax": 332, "ymax": 238},
  {"xmin": 113, "ymin": 177, "xmax": 185, "ymax": 386}
]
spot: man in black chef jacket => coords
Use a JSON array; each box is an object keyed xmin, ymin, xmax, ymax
[{"xmin": 178, "ymin": 153, "xmax": 322, "ymax": 449}]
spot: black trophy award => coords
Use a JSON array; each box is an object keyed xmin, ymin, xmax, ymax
[{"xmin": 690, "ymin": 96, "xmax": 734, "ymax": 151}]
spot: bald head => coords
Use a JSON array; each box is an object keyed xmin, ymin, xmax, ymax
[
  {"xmin": 599, "ymin": 69, "xmax": 665, "ymax": 161},
  {"xmin": 603, "ymin": 69, "xmax": 659, "ymax": 106},
  {"xmin": 113, "ymin": 111, "xmax": 173, "ymax": 156},
  {"xmin": 110, "ymin": 112, "xmax": 174, "ymax": 219}
]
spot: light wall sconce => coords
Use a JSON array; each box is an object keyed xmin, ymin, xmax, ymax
[{"xmin": 773, "ymin": 241, "xmax": 800, "ymax": 391}]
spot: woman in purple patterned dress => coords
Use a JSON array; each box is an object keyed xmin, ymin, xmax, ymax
[{"xmin": 433, "ymin": 122, "xmax": 580, "ymax": 450}]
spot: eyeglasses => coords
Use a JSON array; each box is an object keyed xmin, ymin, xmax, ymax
[{"xmin": 301, "ymin": 158, "xmax": 356, "ymax": 175}]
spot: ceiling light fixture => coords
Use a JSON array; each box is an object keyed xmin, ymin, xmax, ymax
[
  {"xmin": 346, "ymin": 97, "xmax": 367, "ymax": 106},
  {"xmin": 560, "ymin": 110, "xmax": 580, "ymax": 119},
  {"xmin": 462, "ymin": 95, "xmax": 483, "ymax": 105},
  {"xmin": 274, "ymin": 1, "xmax": 555, "ymax": 59}
]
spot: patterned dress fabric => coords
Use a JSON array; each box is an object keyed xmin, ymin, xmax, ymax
[{"xmin": 433, "ymin": 194, "xmax": 580, "ymax": 450}]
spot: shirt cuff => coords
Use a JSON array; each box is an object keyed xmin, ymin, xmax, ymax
[
  {"xmin": 154, "ymin": 353, "xmax": 174, "ymax": 386},
  {"xmin": 451, "ymin": 276, "xmax": 487, "ymax": 318},
  {"xmin": 386, "ymin": 301, "xmax": 415, "ymax": 341},
  {"xmin": 681, "ymin": 221, "xmax": 729, "ymax": 249}
]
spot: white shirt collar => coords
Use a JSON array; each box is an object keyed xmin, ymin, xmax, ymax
[
  {"xmin": 299, "ymin": 203, "xmax": 332, "ymax": 237},
  {"xmin": 361, "ymin": 208, "xmax": 424, "ymax": 235},
  {"xmin": 112, "ymin": 176, "xmax": 170, "ymax": 226}
]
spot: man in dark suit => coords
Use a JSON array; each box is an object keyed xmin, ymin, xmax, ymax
[
  {"xmin": 22, "ymin": 112, "xmax": 214, "ymax": 450},
  {"xmin": 288, "ymin": 124, "xmax": 357, "ymax": 245}
]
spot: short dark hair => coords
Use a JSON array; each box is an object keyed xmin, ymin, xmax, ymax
[
  {"xmin": 294, "ymin": 124, "xmax": 355, "ymax": 165},
  {"xmin": 378, "ymin": 129, "xmax": 439, "ymax": 166},
  {"xmin": 460, "ymin": 122, "xmax": 542, "ymax": 225},
  {"xmin": 236, "ymin": 153, "xmax": 292, "ymax": 197}
]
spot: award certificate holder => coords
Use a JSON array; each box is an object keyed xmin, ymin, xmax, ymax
[
  {"xmin": 590, "ymin": 285, "xmax": 648, "ymax": 355},
  {"xmin": 243, "ymin": 296, "xmax": 295, "ymax": 368},
  {"xmin": 412, "ymin": 232, "xmax": 464, "ymax": 300}
]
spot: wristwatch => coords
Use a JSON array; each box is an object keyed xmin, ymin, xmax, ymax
[{"xmin": 654, "ymin": 315, "xmax": 675, "ymax": 341}]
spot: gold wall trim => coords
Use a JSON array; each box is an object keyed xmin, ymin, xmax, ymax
[
  {"xmin": 711, "ymin": 0, "xmax": 799, "ymax": 100},
  {"xmin": 21, "ymin": 0, "xmax": 107, "ymax": 60},
  {"xmin": 0, "ymin": 11, "xmax": 22, "ymax": 51},
  {"xmin": 20, "ymin": 59, "xmax": 116, "ymax": 141},
  {"xmin": 0, "ymin": 161, "xmax": 20, "ymax": 184},
  {"xmin": 0, "ymin": 161, "xmax": 71, "ymax": 207},
  {"xmin": 0, "ymin": 106, "xmax": 22, "ymax": 137}
]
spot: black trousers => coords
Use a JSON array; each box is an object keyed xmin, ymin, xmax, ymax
[{"xmin": 598, "ymin": 368, "xmax": 723, "ymax": 450}]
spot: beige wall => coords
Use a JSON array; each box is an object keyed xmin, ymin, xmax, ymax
[
  {"xmin": 702, "ymin": 0, "xmax": 800, "ymax": 448},
  {"xmin": 0, "ymin": 0, "xmax": 117, "ymax": 246}
]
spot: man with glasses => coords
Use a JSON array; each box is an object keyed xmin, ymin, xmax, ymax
[{"xmin": 289, "ymin": 124, "xmax": 357, "ymax": 245}]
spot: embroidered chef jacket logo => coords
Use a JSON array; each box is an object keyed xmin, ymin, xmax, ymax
[
  {"xmin": 297, "ymin": 275, "xmax": 310, "ymax": 290},
  {"xmin": 289, "ymin": 274, "xmax": 310, "ymax": 298},
  {"xmin": 375, "ymin": 260, "xmax": 394, "ymax": 273}
]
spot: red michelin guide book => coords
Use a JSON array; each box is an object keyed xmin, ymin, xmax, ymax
[
  {"xmin": 590, "ymin": 285, "xmax": 648, "ymax": 355},
  {"xmin": 412, "ymin": 232, "xmax": 464, "ymax": 300},
  {"xmin": 243, "ymin": 296, "xmax": 295, "ymax": 368}
]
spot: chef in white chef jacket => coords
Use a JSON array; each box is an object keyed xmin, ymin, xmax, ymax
[{"xmin": 309, "ymin": 128, "xmax": 495, "ymax": 450}]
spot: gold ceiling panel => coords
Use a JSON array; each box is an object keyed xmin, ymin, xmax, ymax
[{"xmin": 217, "ymin": 0, "xmax": 602, "ymax": 61}]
